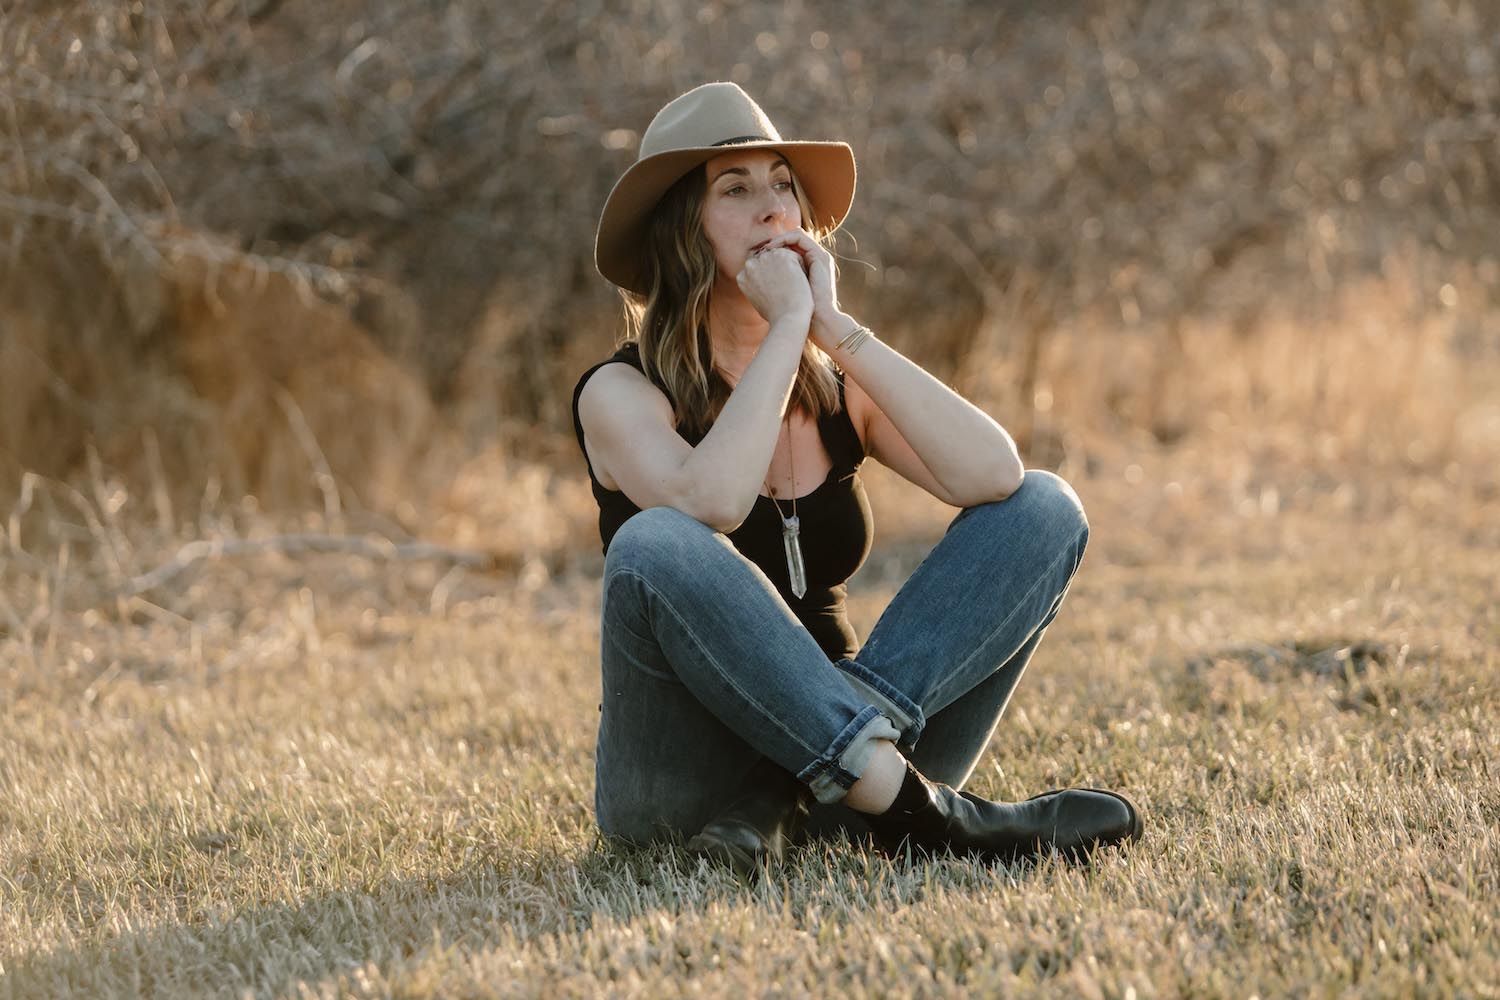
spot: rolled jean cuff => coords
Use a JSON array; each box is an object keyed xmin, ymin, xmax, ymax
[
  {"xmin": 834, "ymin": 658, "xmax": 926, "ymax": 751},
  {"xmin": 797, "ymin": 707, "xmax": 902, "ymax": 805}
]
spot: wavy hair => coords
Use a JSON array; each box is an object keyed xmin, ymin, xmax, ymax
[{"xmin": 618, "ymin": 162, "xmax": 840, "ymax": 440}]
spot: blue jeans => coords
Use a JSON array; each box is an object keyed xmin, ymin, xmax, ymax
[{"xmin": 594, "ymin": 470, "xmax": 1089, "ymax": 843}]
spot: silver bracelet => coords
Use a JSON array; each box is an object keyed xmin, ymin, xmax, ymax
[{"xmin": 835, "ymin": 324, "xmax": 875, "ymax": 354}]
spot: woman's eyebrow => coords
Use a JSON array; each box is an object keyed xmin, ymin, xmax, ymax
[{"xmin": 710, "ymin": 159, "xmax": 792, "ymax": 183}]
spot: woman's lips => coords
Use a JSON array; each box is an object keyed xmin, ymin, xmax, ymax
[{"xmin": 749, "ymin": 238, "xmax": 773, "ymax": 254}]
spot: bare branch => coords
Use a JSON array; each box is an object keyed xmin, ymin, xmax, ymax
[{"xmin": 121, "ymin": 533, "xmax": 495, "ymax": 597}]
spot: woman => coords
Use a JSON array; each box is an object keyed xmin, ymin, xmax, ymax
[{"xmin": 573, "ymin": 82, "xmax": 1141, "ymax": 876}]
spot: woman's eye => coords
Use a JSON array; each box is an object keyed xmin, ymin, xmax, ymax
[{"xmin": 722, "ymin": 180, "xmax": 791, "ymax": 196}]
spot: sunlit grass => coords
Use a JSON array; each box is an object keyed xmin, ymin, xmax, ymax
[{"xmin": 3, "ymin": 455, "xmax": 1497, "ymax": 997}]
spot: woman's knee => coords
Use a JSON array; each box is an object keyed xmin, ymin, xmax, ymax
[
  {"xmin": 962, "ymin": 469, "xmax": 1088, "ymax": 548},
  {"xmin": 604, "ymin": 505, "xmax": 719, "ymax": 583},
  {"xmin": 1015, "ymin": 469, "xmax": 1089, "ymax": 542}
]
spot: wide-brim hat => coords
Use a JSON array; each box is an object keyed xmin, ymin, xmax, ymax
[{"xmin": 595, "ymin": 81, "xmax": 856, "ymax": 294}]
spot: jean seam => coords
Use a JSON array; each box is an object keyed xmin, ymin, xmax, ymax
[
  {"xmin": 601, "ymin": 567, "xmax": 670, "ymax": 647},
  {"xmin": 926, "ymin": 524, "xmax": 1087, "ymax": 710},
  {"xmin": 600, "ymin": 572, "xmax": 689, "ymax": 683},
  {"xmin": 606, "ymin": 566, "xmax": 826, "ymax": 763}
]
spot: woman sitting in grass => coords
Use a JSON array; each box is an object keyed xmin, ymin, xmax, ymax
[{"xmin": 572, "ymin": 81, "xmax": 1142, "ymax": 876}]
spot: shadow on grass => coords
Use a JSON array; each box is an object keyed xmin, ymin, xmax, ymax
[
  {"xmin": 0, "ymin": 837, "xmax": 647, "ymax": 998},
  {"xmin": 1, "ymin": 828, "xmax": 1059, "ymax": 998},
  {"xmin": 1180, "ymin": 636, "xmax": 1418, "ymax": 714}
]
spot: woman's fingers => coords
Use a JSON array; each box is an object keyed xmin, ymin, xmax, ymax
[
  {"xmin": 745, "ymin": 246, "xmax": 806, "ymax": 275},
  {"xmin": 747, "ymin": 232, "xmax": 840, "ymax": 324},
  {"xmin": 757, "ymin": 233, "xmax": 828, "ymax": 280},
  {"xmin": 764, "ymin": 229, "xmax": 820, "ymax": 257},
  {"xmin": 737, "ymin": 247, "xmax": 813, "ymax": 323},
  {"xmin": 762, "ymin": 231, "xmax": 837, "ymax": 305}
]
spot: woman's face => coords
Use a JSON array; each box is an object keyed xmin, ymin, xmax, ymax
[{"xmin": 699, "ymin": 148, "xmax": 803, "ymax": 286}]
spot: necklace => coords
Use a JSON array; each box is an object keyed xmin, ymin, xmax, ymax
[{"xmin": 765, "ymin": 416, "xmax": 808, "ymax": 599}]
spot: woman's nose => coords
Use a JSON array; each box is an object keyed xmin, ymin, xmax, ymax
[{"xmin": 760, "ymin": 191, "xmax": 788, "ymax": 222}]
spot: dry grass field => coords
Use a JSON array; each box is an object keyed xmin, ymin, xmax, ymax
[{"xmin": 4, "ymin": 313, "xmax": 1499, "ymax": 997}]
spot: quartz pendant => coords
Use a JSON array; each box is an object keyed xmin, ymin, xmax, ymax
[{"xmin": 781, "ymin": 514, "xmax": 807, "ymax": 599}]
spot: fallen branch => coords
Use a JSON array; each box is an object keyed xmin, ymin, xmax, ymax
[{"xmin": 120, "ymin": 533, "xmax": 494, "ymax": 596}]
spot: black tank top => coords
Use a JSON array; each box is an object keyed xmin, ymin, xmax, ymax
[{"xmin": 571, "ymin": 342, "xmax": 874, "ymax": 660}]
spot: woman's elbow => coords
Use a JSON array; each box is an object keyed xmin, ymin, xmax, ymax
[
  {"xmin": 994, "ymin": 460, "xmax": 1025, "ymax": 500},
  {"xmin": 672, "ymin": 490, "xmax": 751, "ymax": 534},
  {"xmin": 976, "ymin": 434, "xmax": 1026, "ymax": 502},
  {"xmin": 700, "ymin": 505, "xmax": 749, "ymax": 534},
  {"xmin": 961, "ymin": 457, "xmax": 1024, "ymax": 505}
]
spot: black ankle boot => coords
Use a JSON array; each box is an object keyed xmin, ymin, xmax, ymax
[
  {"xmin": 865, "ymin": 761, "xmax": 1143, "ymax": 862},
  {"xmin": 686, "ymin": 757, "xmax": 812, "ymax": 878}
]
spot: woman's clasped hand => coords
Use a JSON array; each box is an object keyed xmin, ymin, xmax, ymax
[{"xmin": 736, "ymin": 242, "xmax": 814, "ymax": 328}]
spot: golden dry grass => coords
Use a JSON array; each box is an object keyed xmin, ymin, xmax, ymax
[{"xmin": 3, "ymin": 361, "xmax": 1498, "ymax": 996}]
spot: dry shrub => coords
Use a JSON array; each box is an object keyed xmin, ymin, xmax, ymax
[
  {"xmin": 428, "ymin": 443, "xmax": 598, "ymax": 580},
  {"xmin": 0, "ymin": 227, "xmax": 209, "ymax": 506},
  {"xmin": 3, "ymin": 0, "xmax": 1499, "ymax": 526},
  {"xmin": 445, "ymin": 0, "xmax": 1500, "ymax": 438},
  {"xmin": 165, "ymin": 247, "xmax": 443, "ymax": 514},
  {"xmin": 0, "ymin": 226, "xmax": 442, "ymax": 521}
]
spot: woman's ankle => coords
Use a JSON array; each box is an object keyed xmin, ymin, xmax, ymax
[{"xmin": 842, "ymin": 740, "xmax": 908, "ymax": 814}]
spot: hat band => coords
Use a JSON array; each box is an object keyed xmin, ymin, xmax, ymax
[{"xmin": 712, "ymin": 134, "xmax": 774, "ymax": 146}]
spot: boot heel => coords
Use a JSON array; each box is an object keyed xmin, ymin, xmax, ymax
[{"xmin": 687, "ymin": 757, "xmax": 810, "ymax": 878}]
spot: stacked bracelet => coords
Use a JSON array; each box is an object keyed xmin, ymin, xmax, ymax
[{"xmin": 835, "ymin": 324, "xmax": 876, "ymax": 355}]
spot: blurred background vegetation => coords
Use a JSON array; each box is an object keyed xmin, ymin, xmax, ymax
[{"xmin": 2, "ymin": 0, "xmax": 1498, "ymax": 568}]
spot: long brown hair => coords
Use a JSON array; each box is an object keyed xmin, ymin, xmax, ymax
[{"xmin": 619, "ymin": 162, "xmax": 840, "ymax": 439}]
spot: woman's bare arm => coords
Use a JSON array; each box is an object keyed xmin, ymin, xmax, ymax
[
  {"xmin": 577, "ymin": 315, "xmax": 808, "ymax": 531},
  {"xmin": 846, "ymin": 347, "xmax": 1032, "ymax": 509},
  {"xmin": 761, "ymin": 229, "xmax": 1024, "ymax": 507},
  {"xmin": 839, "ymin": 338, "xmax": 1024, "ymax": 507}
]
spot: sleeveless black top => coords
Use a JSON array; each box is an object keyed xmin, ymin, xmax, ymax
[{"xmin": 571, "ymin": 342, "xmax": 874, "ymax": 660}]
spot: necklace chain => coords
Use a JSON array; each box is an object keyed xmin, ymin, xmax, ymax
[
  {"xmin": 765, "ymin": 415, "xmax": 796, "ymax": 523},
  {"xmin": 714, "ymin": 359, "xmax": 798, "ymax": 521},
  {"xmin": 763, "ymin": 409, "xmax": 808, "ymax": 598},
  {"xmin": 711, "ymin": 364, "xmax": 806, "ymax": 596},
  {"xmin": 716, "ymin": 363, "xmax": 797, "ymax": 524}
]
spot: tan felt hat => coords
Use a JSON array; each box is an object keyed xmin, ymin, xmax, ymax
[{"xmin": 594, "ymin": 82, "xmax": 857, "ymax": 294}]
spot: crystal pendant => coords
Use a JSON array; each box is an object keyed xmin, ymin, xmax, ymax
[{"xmin": 781, "ymin": 514, "xmax": 807, "ymax": 599}]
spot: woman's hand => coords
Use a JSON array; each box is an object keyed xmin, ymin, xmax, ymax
[
  {"xmin": 759, "ymin": 229, "xmax": 850, "ymax": 349},
  {"xmin": 736, "ymin": 247, "xmax": 813, "ymax": 327}
]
